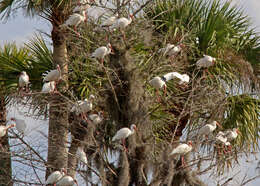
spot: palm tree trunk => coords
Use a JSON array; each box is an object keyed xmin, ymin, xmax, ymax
[
  {"xmin": 0, "ymin": 97, "xmax": 12, "ymax": 186},
  {"xmin": 46, "ymin": 22, "xmax": 69, "ymax": 178}
]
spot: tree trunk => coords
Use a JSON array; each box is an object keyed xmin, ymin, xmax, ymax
[
  {"xmin": 46, "ymin": 22, "xmax": 69, "ymax": 178},
  {"xmin": 0, "ymin": 97, "xmax": 13, "ymax": 186}
]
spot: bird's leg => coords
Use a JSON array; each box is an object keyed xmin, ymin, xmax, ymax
[
  {"xmin": 74, "ymin": 26, "xmax": 80, "ymax": 36},
  {"xmin": 206, "ymin": 69, "xmax": 213, "ymax": 78},
  {"xmin": 121, "ymin": 139, "xmax": 128, "ymax": 152},
  {"xmin": 156, "ymin": 90, "xmax": 161, "ymax": 103},
  {"xmin": 181, "ymin": 156, "xmax": 187, "ymax": 167},
  {"xmin": 164, "ymin": 85, "xmax": 167, "ymax": 97},
  {"xmin": 227, "ymin": 145, "xmax": 232, "ymax": 153}
]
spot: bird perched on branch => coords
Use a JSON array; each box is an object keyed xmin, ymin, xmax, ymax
[
  {"xmin": 169, "ymin": 141, "xmax": 193, "ymax": 166},
  {"xmin": 60, "ymin": 11, "xmax": 87, "ymax": 35},
  {"xmin": 149, "ymin": 72, "xmax": 190, "ymax": 101},
  {"xmin": 45, "ymin": 168, "xmax": 66, "ymax": 185},
  {"xmin": 196, "ymin": 55, "xmax": 216, "ymax": 78},
  {"xmin": 113, "ymin": 14, "xmax": 134, "ymax": 40},
  {"xmin": 56, "ymin": 175, "xmax": 78, "ymax": 186},
  {"xmin": 112, "ymin": 124, "xmax": 137, "ymax": 151},
  {"xmin": 224, "ymin": 128, "xmax": 240, "ymax": 151},
  {"xmin": 18, "ymin": 71, "xmax": 29, "ymax": 94},
  {"xmin": 158, "ymin": 43, "xmax": 185, "ymax": 60},
  {"xmin": 88, "ymin": 111, "xmax": 103, "ymax": 125},
  {"xmin": 91, "ymin": 43, "xmax": 114, "ymax": 64},
  {"xmin": 77, "ymin": 147, "xmax": 88, "ymax": 166},
  {"xmin": 41, "ymin": 81, "xmax": 56, "ymax": 93},
  {"xmin": 71, "ymin": 94, "xmax": 95, "ymax": 120},
  {"xmin": 43, "ymin": 64, "xmax": 61, "ymax": 92},
  {"xmin": 101, "ymin": 13, "xmax": 119, "ymax": 31},
  {"xmin": 198, "ymin": 121, "xmax": 222, "ymax": 140}
]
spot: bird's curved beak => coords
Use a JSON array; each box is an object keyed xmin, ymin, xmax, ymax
[{"xmin": 236, "ymin": 129, "xmax": 241, "ymax": 135}]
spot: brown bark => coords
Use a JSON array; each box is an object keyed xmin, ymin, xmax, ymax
[
  {"xmin": 0, "ymin": 97, "xmax": 13, "ymax": 186},
  {"xmin": 46, "ymin": 20, "xmax": 69, "ymax": 178}
]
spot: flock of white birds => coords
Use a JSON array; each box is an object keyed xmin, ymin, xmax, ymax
[{"xmin": 0, "ymin": 0, "xmax": 241, "ymax": 185}]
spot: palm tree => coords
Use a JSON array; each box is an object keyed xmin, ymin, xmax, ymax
[
  {"xmin": 0, "ymin": 0, "xmax": 74, "ymax": 178},
  {"xmin": 0, "ymin": 43, "xmax": 33, "ymax": 186}
]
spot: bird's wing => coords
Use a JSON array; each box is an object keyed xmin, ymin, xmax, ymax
[
  {"xmin": 46, "ymin": 171, "xmax": 61, "ymax": 184},
  {"xmin": 91, "ymin": 47, "xmax": 106, "ymax": 58},
  {"xmin": 180, "ymin": 74, "xmax": 190, "ymax": 84},
  {"xmin": 170, "ymin": 144, "xmax": 188, "ymax": 155},
  {"xmin": 112, "ymin": 128, "xmax": 130, "ymax": 141},
  {"xmin": 163, "ymin": 72, "xmax": 181, "ymax": 81},
  {"xmin": 43, "ymin": 69, "xmax": 58, "ymax": 82},
  {"xmin": 65, "ymin": 14, "xmax": 80, "ymax": 26}
]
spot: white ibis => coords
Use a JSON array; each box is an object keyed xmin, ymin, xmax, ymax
[
  {"xmin": 61, "ymin": 11, "xmax": 87, "ymax": 35},
  {"xmin": 77, "ymin": 147, "xmax": 88, "ymax": 164},
  {"xmin": 225, "ymin": 128, "xmax": 240, "ymax": 141},
  {"xmin": 45, "ymin": 168, "xmax": 66, "ymax": 185},
  {"xmin": 43, "ymin": 65, "xmax": 61, "ymax": 91},
  {"xmin": 215, "ymin": 131, "xmax": 230, "ymax": 154},
  {"xmin": 198, "ymin": 121, "xmax": 221, "ymax": 139},
  {"xmin": 88, "ymin": 111, "xmax": 103, "ymax": 125},
  {"xmin": 158, "ymin": 44, "xmax": 175, "ymax": 56},
  {"xmin": 169, "ymin": 141, "xmax": 192, "ymax": 166},
  {"xmin": 113, "ymin": 15, "xmax": 134, "ymax": 40},
  {"xmin": 71, "ymin": 94, "xmax": 95, "ymax": 120},
  {"xmin": 56, "ymin": 175, "xmax": 78, "ymax": 186},
  {"xmin": 224, "ymin": 128, "xmax": 240, "ymax": 151},
  {"xmin": 112, "ymin": 124, "xmax": 137, "ymax": 151},
  {"xmin": 41, "ymin": 81, "xmax": 56, "ymax": 93},
  {"xmin": 18, "ymin": 71, "xmax": 29, "ymax": 94},
  {"xmin": 91, "ymin": 43, "xmax": 113, "ymax": 64},
  {"xmin": 0, "ymin": 124, "xmax": 16, "ymax": 138},
  {"xmin": 101, "ymin": 13, "xmax": 119, "ymax": 29},
  {"xmin": 168, "ymin": 44, "xmax": 184, "ymax": 58},
  {"xmin": 10, "ymin": 117, "xmax": 27, "ymax": 136},
  {"xmin": 149, "ymin": 72, "xmax": 190, "ymax": 101},
  {"xmin": 196, "ymin": 55, "xmax": 216, "ymax": 78}
]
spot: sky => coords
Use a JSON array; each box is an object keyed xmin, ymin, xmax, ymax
[{"xmin": 1, "ymin": 0, "xmax": 260, "ymax": 185}]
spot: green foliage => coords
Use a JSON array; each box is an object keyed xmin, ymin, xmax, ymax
[{"xmin": 224, "ymin": 94, "xmax": 260, "ymax": 150}]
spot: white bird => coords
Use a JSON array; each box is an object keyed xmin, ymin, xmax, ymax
[
  {"xmin": 41, "ymin": 81, "xmax": 56, "ymax": 93},
  {"xmin": 215, "ymin": 131, "xmax": 230, "ymax": 154},
  {"xmin": 224, "ymin": 128, "xmax": 240, "ymax": 142},
  {"xmin": 196, "ymin": 55, "xmax": 216, "ymax": 77},
  {"xmin": 43, "ymin": 65, "xmax": 61, "ymax": 83},
  {"xmin": 216, "ymin": 131, "xmax": 229, "ymax": 145},
  {"xmin": 71, "ymin": 94, "xmax": 95, "ymax": 120},
  {"xmin": 0, "ymin": 124, "xmax": 16, "ymax": 138},
  {"xmin": 56, "ymin": 175, "xmax": 78, "ymax": 186},
  {"xmin": 158, "ymin": 44, "xmax": 175, "ymax": 56},
  {"xmin": 10, "ymin": 117, "xmax": 27, "ymax": 135},
  {"xmin": 91, "ymin": 43, "xmax": 113, "ymax": 64},
  {"xmin": 113, "ymin": 15, "xmax": 134, "ymax": 40},
  {"xmin": 77, "ymin": 147, "xmax": 88, "ymax": 164},
  {"xmin": 112, "ymin": 124, "xmax": 137, "ymax": 151},
  {"xmin": 88, "ymin": 111, "xmax": 103, "ymax": 125},
  {"xmin": 158, "ymin": 44, "xmax": 184, "ymax": 59},
  {"xmin": 169, "ymin": 141, "xmax": 192, "ymax": 166},
  {"xmin": 18, "ymin": 71, "xmax": 29, "ymax": 93},
  {"xmin": 45, "ymin": 168, "xmax": 66, "ymax": 185},
  {"xmin": 61, "ymin": 11, "xmax": 87, "ymax": 35},
  {"xmin": 198, "ymin": 121, "xmax": 221, "ymax": 139},
  {"xmin": 101, "ymin": 13, "xmax": 119, "ymax": 28},
  {"xmin": 149, "ymin": 72, "xmax": 190, "ymax": 101}
]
